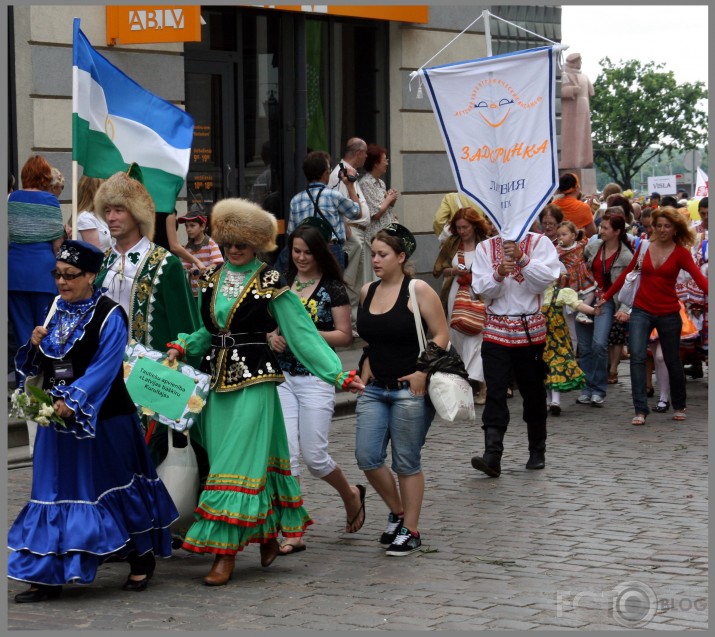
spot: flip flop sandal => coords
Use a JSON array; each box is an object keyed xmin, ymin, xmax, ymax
[
  {"xmin": 673, "ymin": 410, "xmax": 687, "ymax": 421},
  {"xmin": 345, "ymin": 484, "xmax": 366, "ymax": 533},
  {"xmin": 278, "ymin": 540, "xmax": 307, "ymax": 556},
  {"xmin": 631, "ymin": 414, "xmax": 647, "ymax": 426}
]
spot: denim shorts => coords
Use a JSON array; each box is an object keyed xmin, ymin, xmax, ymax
[{"xmin": 354, "ymin": 381, "xmax": 435, "ymax": 475}]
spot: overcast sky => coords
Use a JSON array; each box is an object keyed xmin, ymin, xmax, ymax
[{"xmin": 560, "ymin": 5, "xmax": 708, "ymax": 86}]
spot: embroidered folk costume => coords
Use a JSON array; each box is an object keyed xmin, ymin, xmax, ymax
[
  {"xmin": 8, "ymin": 241, "xmax": 178, "ymax": 591},
  {"xmin": 167, "ymin": 199, "xmax": 358, "ymax": 568}
]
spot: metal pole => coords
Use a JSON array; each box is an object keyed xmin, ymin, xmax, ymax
[{"xmin": 483, "ymin": 10, "xmax": 492, "ymax": 57}]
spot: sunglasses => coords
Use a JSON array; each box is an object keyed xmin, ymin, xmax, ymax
[
  {"xmin": 223, "ymin": 243, "xmax": 250, "ymax": 250},
  {"xmin": 51, "ymin": 269, "xmax": 85, "ymax": 281}
]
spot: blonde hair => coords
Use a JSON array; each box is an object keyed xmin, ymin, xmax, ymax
[
  {"xmin": 77, "ymin": 176, "xmax": 105, "ymax": 213},
  {"xmin": 652, "ymin": 207, "xmax": 695, "ymax": 248}
]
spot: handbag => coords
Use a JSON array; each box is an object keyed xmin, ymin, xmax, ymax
[
  {"xmin": 618, "ymin": 239, "xmax": 649, "ymax": 307},
  {"xmin": 449, "ymin": 249, "xmax": 486, "ymax": 335},
  {"xmin": 409, "ymin": 279, "xmax": 475, "ymax": 423},
  {"xmin": 156, "ymin": 428, "xmax": 200, "ymax": 532}
]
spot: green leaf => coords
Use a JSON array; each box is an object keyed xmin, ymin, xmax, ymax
[{"xmin": 26, "ymin": 384, "xmax": 52, "ymax": 404}]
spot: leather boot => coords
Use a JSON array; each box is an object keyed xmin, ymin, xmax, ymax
[
  {"xmin": 203, "ymin": 554, "xmax": 235, "ymax": 586},
  {"xmin": 260, "ymin": 538, "xmax": 280, "ymax": 567},
  {"xmin": 470, "ymin": 428, "xmax": 503, "ymax": 477},
  {"xmin": 525, "ymin": 441, "xmax": 546, "ymax": 470}
]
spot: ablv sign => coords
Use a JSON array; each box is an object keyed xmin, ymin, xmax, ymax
[{"xmin": 106, "ymin": 6, "xmax": 202, "ymax": 45}]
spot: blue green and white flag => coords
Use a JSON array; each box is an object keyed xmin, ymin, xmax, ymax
[{"xmin": 72, "ymin": 18, "xmax": 193, "ymax": 212}]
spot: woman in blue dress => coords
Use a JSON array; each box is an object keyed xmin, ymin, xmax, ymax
[{"xmin": 8, "ymin": 240, "xmax": 179, "ymax": 603}]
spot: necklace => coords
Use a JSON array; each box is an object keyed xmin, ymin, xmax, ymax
[
  {"xmin": 294, "ymin": 278, "xmax": 316, "ymax": 292},
  {"xmin": 221, "ymin": 270, "xmax": 247, "ymax": 298}
]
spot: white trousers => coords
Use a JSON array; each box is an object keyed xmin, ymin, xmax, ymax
[
  {"xmin": 343, "ymin": 225, "xmax": 371, "ymax": 328},
  {"xmin": 277, "ymin": 373, "xmax": 337, "ymax": 478}
]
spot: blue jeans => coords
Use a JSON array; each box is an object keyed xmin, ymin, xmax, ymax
[
  {"xmin": 629, "ymin": 308, "xmax": 685, "ymax": 415},
  {"xmin": 355, "ymin": 382, "xmax": 435, "ymax": 475},
  {"xmin": 575, "ymin": 298, "xmax": 615, "ymax": 399}
]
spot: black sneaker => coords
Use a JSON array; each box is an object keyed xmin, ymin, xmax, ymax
[
  {"xmin": 385, "ymin": 527, "xmax": 421, "ymax": 556},
  {"xmin": 379, "ymin": 512, "xmax": 404, "ymax": 545}
]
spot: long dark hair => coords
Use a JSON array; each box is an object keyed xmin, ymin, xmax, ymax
[
  {"xmin": 285, "ymin": 224, "xmax": 343, "ymax": 286},
  {"xmin": 601, "ymin": 208, "xmax": 632, "ymax": 250}
]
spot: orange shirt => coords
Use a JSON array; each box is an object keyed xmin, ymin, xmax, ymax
[{"xmin": 551, "ymin": 196, "xmax": 594, "ymax": 230}]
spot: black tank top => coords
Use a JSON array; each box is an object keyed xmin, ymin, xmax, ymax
[{"xmin": 356, "ymin": 276, "xmax": 425, "ymax": 383}]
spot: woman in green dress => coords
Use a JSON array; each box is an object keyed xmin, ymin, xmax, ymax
[{"xmin": 166, "ymin": 198, "xmax": 363, "ymax": 586}]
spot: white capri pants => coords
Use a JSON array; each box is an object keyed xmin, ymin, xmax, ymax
[{"xmin": 277, "ymin": 372, "xmax": 337, "ymax": 478}]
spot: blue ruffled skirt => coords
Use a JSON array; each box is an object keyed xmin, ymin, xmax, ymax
[{"xmin": 8, "ymin": 413, "xmax": 179, "ymax": 586}]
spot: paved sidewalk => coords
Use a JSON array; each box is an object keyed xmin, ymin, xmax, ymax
[{"xmin": 6, "ymin": 361, "xmax": 708, "ymax": 630}]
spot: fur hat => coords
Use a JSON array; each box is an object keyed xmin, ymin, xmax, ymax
[
  {"xmin": 94, "ymin": 171, "xmax": 156, "ymax": 240},
  {"xmin": 211, "ymin": 198, "xmax": 277, "ymax": 252}
]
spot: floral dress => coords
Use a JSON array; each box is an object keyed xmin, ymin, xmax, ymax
[{"xmin": 541, "ymin": 285, "xmax": 586, "ymax": 391}]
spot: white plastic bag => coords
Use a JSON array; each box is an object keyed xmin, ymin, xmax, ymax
[
  {"xmin": 156, "ymin": 429, "xmax": 200, "ymax": 531},
  {"xmin": 428, "ymin": 371, "xmax": 475, "ymax": 423}
]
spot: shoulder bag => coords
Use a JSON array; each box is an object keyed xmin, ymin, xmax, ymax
[
  {"xmin": 449, "ymin": 249, "xmax": 486, "ymax": 335},
  {"xmin": 409, "ymin": 279, "xmax": 475, "ymax": 423},
  {"xmin": 618, "ymin": 239, "xmax": 649, "ymax": 307}
]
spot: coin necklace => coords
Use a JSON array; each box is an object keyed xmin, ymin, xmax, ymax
[{"xmin": 221, "ymin": 270, "xmax": 247, "ymax": 299}]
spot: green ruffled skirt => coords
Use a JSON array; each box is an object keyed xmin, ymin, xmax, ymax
[{"xmin": 182, "ymin": 382, "xmax": 312, "ymax": 555}]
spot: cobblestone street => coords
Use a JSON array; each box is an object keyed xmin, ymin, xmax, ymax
[{"xmin": 6, "ymin": 362, "xmax": 708, "ymax": 630}]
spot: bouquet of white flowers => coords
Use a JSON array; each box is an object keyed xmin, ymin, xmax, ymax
[{"xmin": 9, "ymin": 384, "xmax": 66, "ymax": 428}]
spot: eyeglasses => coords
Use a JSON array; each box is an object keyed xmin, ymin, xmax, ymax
[
  {"xmin": 223, "ymin": 243, "xmax": 250, "ymax": 250},
  {"xmin": 51, "ymin": 269, "xmax": 85, "ymax": 281}
]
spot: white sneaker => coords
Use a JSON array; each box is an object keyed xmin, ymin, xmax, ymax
[
  {"xmin": 576, "ymin": 393, "xmax": 591, "ymax": 405},
  {"xmin": 591, "ymin": 395, "xmax": 605, "ymax": 407},
  {"xmin": 575, "ymin": 312, "xmax": 593, "ymax": 325}
]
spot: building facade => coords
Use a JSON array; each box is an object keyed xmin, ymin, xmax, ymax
[{"xmin": 8, "ymin": 4, "xmax": 562, "ymax": 277}]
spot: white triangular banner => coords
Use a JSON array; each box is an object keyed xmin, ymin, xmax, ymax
[{"xmin": 419, "ymin": 46, "xmax": 559, "ymax": 241}]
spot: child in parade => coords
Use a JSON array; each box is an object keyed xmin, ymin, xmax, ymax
[
  {"xmin": 177, "ymin": 205, "xmax": 224, "ymax": 297},
  {"xmin": 556, "ymin": 220, "xmax": 596, "ymax": 326},
  {"xmin": 542, "ymin": 280, "xmax": 599, "ymax": 415}
]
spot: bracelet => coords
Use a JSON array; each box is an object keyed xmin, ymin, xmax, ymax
[
  {"xmin": 337, "ymin": 370, "xmax": 357, "ymax": 390},
  {"xmin": 166, "ymin": 342, "xmax": 185, "ymax": 359}
]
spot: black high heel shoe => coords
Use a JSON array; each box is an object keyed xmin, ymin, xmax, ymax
[
  {"xmin": 122, "ymin": 552, "xmax": 155, "ymax": 592},
  {"xmin": 14, "ymin": 584, "xmax": 62, "ymax": 603}
]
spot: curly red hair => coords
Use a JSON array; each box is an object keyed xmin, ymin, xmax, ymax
[{"xmin": 20, "ymin": 155, "xmax": 52, "ymax": 190}]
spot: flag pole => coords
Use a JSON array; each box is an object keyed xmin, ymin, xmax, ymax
[{"xmin": 71, "ymin": 160, "xmax": 78, "ymax": 239}]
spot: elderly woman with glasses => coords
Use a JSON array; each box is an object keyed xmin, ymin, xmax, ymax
[
  {"xmin": 8, "ymin": 240, "xmax": 179, "ymax": 603},
  {"xmin": 165, "ymin": 198, "xmax": 364, "ymax": 586},
  {"xmin": 538, "ymin": 204, "xmax": 564, "ymax": 245}
]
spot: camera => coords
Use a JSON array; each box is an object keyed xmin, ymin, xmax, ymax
[{"xmin": 338, "ymin": 162, "xmax": 357, "ymax": 183}]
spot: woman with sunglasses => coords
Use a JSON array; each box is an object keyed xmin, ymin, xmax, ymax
[
  {"xmin": 356, "ymin": 223, "xmax": 449, "ymax": 556},
  {"xmin": 8, "ymin": 240, "xmax": 179, "ymax": 603},
  {"xmin": 165, "ymin": 199, "xmax": 363, "ymax": 586}
]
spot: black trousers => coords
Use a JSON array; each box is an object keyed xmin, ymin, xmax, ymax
[{"xmin": 481, "ymin": 340, "xmax": 547, "ymax": 448}]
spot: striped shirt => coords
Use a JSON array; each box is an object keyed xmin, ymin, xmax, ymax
[{"xmin": 181, "ymin": 236, "xmax": 224, "ymax": 297}]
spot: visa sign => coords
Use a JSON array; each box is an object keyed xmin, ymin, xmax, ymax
[{"xmin": 106, "ymin": 6, "xmax": 202, "ymax": 45}]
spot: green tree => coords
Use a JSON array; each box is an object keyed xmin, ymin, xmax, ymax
[{"xmin": 590, "ymin": 58, "xmax": 708, "ymax": 189}]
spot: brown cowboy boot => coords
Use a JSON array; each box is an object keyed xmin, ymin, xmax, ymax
[
  {"xmin": 260, "ymin": 538, "xmax": 280, "ymax": 567},
  {"xmin": 203, "ymin": 554, "xmax": 235, "ymax": 586}
]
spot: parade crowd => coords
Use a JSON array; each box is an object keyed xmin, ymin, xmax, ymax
[{"xmin": 6, "ymin": 148, "xmax": 708, "ymax": 603}]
